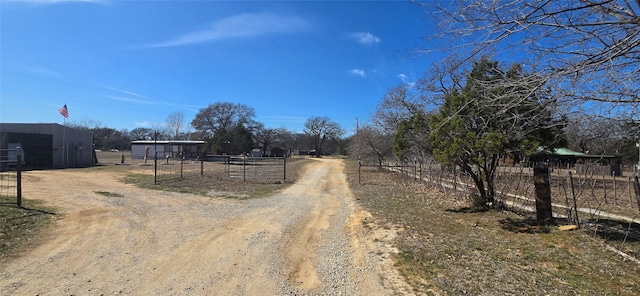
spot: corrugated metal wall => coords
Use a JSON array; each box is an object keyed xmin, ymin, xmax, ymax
[{"xmin": 0, "ymin": 123, "xmax": 93, "ymax": 168}]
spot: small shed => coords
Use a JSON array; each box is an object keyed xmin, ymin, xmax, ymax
[
  {"xmin": 131, "ymin": 140, "xmax": 205, "ymax": 160},
  {"xmin": 269, "ymin": 147, "xmax": 288, "ymax": 157}
]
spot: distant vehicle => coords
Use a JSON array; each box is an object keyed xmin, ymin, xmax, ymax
[{"xmin": 110, "ymin": 149, "xmax": 119, "ymax": 152}]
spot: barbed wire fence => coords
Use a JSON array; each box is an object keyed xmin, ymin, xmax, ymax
[{"xmin": 358, "ymin": 160, "xmax": 640, "ymax": 247}]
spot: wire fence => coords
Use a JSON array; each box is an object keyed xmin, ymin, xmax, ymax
[
  {"xmin": 154, "ymin": 152, "xmax": 203, "ymax": 184},
  {"xmin": 153, "ymin": 154, "xmax": 287, "ymax": 185},
  {"xmin": 358, "ymin": 161, "xmax": 640, "ymax": 223},
  {"xmin": 0, "ymin": 148, "xmax": 22, "ymax": 207}
]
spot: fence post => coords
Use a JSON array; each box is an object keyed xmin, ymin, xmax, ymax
[
  {"xmin": 612, "ymin": 172, "xmax": 617, "ymax": 206},
  {"xmin": 154, "ymin": 152, "xmax": 158, "ymax": 185},
  {"xmin": 534, "ymin": 163, "xmax": 553, "ymax": 225},
  {"xmin": 602, "ymin": 172, "xmax": 607, "ymax": 204},
  {"xmin": 634, "ymin": 176, "xmax": 640, "ymax": 213},
  {"xmin": 243, "ymin": 155, "xmax": 246, "ymax": 183},
  {"xmin": 16, "ymin": 152, "xmax": 22, "ymax": 208},
  {"xmin": 180, "ymin": 157, "xmax": 184, "ymax": 178},
  {"xmin": 568, "ymin": 171, "xmax": 580, "ymax": 228},
  {"xmin": 200, "ymin": 156, "xmax": 204, "ymax": 176},
  {"xmin": 358, "ymin": 160, "xmax": 361, "ymax": 185},
  {"xmin": 283, "ymin": 156, "xmax": 287, "ymax": 183},
  {"xmin": 629, "ymin": 176, "xmax": 633, "ymax": 209}
]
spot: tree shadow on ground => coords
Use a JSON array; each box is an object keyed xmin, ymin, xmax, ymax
[
  {"xmin": 584, "ymin": 219, "xmax": 640, "ymax": 242},
  {"xmin": 445, "ymin": 206, "xmax": 490, "ymax": 214},
  {"xmin": 498, "ymin": 217, "xmax": 553, "ymax": 234}
]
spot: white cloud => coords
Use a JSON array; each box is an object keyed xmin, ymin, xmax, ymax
[
  {"xmin": 348, "ymin": 32, "xmax": 381, "ymax": 46},
  {"xmin": 398, "ymin": 73, "xmax": 416, "ymax": 87},
  {"xmin": 104, "ymin": 95, "xmax": 155, "ymax": 105},
  {"xmin": 102, "ymin": 85, "xmax": 149, "ymax": 99},
  {"xmin": 145, "ymin": 12, "xmax": 312, "ymax": 48},
  {"xmin": 134, "ymin": 121, "xmax": 150, "ymax": 127},
  {"xmin": 349, "ymin": 69, "xmax": 366, "ymax": 78}
]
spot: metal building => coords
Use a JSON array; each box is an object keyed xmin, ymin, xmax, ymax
[
  {"xmin": 0, "ymin": 123, "xmax": 94, "ymax": 168},
  {"xmin": 131, "ymin": 140, "xmax": 205, "ymax": 160}
]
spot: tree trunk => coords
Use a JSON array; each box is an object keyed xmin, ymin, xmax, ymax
[{"xmin": 462, "ymin": 164, "xmax": 488, "ymax": 206}]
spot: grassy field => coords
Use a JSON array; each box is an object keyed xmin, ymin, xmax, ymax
[
  {"xmin": 0, "ymin": 195, "xmax": 56, "ymax": 262},
  {"xmin": 344, "ymin": 159, "xmax": 640, "ymax": 295}
]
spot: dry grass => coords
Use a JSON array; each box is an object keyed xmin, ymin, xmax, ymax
[
  {"xmin": 95, "ymin": 151, "xmax": 312, "ymax": 199},
  {"xmin": 346, "ymin": 159, "xmax": 640, "ymax": 295},
  {"xmin": 0, "ymin": 196, "xmax": 56, "ymax": 262}
]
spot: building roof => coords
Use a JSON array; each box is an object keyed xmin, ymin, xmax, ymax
[{"xmin": 538, "ymin": 147, "xmax": 619, "ymax": 159}]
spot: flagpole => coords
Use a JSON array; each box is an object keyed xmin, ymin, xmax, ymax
[
  {"xmin": 62, "ymin": 116, "xmax": 66, "ymax": 168},
  {"xmin": 58, "ymin": 103, "xmax": 69, "ymax": 168}
]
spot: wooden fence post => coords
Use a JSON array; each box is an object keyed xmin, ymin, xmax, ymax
[
  {"xmin": 569, "ymin": 171, "xmax": 580, "ymax": 228},
  {"xmin": 612, "ymin": 172, "xmax": 617, "ymax": 206},
  {"xmin": 634, "ymin": 176, "xmax": 640, "ymax": 213},
  {"xmin": 534, "ymin": 163, "xmax": 554, "ymax": 225}
]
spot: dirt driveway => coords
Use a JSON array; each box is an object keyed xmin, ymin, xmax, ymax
[{"xmin": 0, "ymin": 158, "xmax": 410, "ymax": 295}]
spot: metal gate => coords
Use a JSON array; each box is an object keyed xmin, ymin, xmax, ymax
[
  {"xmin": 0, "ymin": 148, "xmax": 22, "ymax": 207},
  {"xmin": 227, "ymin": 156, "xmax": 286, "ymax": 183}
]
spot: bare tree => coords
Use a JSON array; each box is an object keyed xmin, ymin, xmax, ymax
[
  {"xmin": 166, "ymin": 112, "xmax": 185, "ymax": 140},
  {"xmin": 273, "ymin": 127, "xmax": 295, "ymax": 152},
  {"xmin": 69, "ymin": 117, "xmax": 102, "ymax": 131},
  {"xmin": 348, "ymin": 125, "xmax": 394, "ymax": 168},
  {"xmin": 372, "ymin": 84, "xmax": 431, "ymax": 133},
  {"xmin": 304, "ymin": 116, "xmax": 344, "ymax": 157},
  {"xmin": 253, "ymin": 124, "xmax": 277, "ymax": 156},
  {"xmin": 421, "ymin": 0, "xmax": 640, "ymax": 118},
  {"xmin": 564, "ymin": 115, "xmax": 633, "ymax": 155}
]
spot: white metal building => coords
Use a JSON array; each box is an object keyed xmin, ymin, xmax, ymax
[{"xmin": 130, "ymin": 140, "xmax": 205, "ymax": 160}]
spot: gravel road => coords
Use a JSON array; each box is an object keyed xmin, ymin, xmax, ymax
[{"xmin": 0, "ymin": 158, "xmax": 409, "ymax": 295}]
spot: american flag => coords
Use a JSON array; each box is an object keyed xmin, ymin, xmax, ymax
[{"xmin": 58, "ymin": 104, "xmax": 69, "ymax": 118}]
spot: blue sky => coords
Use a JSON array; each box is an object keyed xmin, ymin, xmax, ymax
[{"xmin": 1, "ymin": 0, "xmax": 435, "ymax": 135}]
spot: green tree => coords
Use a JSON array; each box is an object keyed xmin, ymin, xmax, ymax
[
  {"xmin": 428, "ymin": 59, "xmax": 565, "ymax": 206},
  {"xmin": 393, "ymin": 113, "xmax": 431, "ymax": 162},
  {"xmin": 191, "ymin": 102, "xmax": 257, "ymax": 138},
  {"xmin": 207, "ymin": 123, "xmax": 254, "ymax": 155}
]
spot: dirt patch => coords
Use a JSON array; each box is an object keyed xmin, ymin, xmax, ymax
[{"xmin": 0, "ymin": 158, "xmax": 403, "ymax": 295}]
